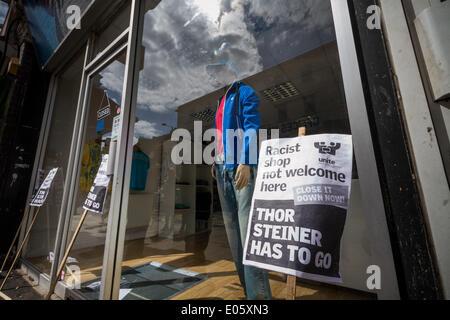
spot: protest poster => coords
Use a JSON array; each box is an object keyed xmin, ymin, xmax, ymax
[
  {"xmin": 29, "ymin": 168, "xmax": 59, "ymax": 207},
  {"xmin": 243, "ymin": 134, "xmax": 353, "ymax": 283},
  {"xmin": 82, "ymin": 155, "xmax": 111, "ymax": 214}
]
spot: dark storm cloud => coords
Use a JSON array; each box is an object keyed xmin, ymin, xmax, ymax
[{"xmin": 100, "ymin": 0, "xmax": 336, "ymax": 140}]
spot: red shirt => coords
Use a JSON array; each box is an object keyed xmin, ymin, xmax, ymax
[{"xmin": 216, "ymin": 96, "xmax": 226, "ymax": 155}]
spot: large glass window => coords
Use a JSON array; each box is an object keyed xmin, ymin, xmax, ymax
[
  {"xmin": 111, "ymin": 0, "xmax": 376, "ymax": 300},
  {"xmin": 28, "ymin": 0, "xmax": 375, "ymax": 301},
  {"xmin": 64, "ymin": 51, "xmax": 127, "ymax": 299},
  {"xmin": 23, "ymin": 50, "xmax": 85, "ymax": 276}
]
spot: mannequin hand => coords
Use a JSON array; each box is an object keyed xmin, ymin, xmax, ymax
[{"xmin": 235, "ymin": 165, "xmax": 251, "ymax": 191}]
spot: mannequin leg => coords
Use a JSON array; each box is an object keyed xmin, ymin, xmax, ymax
[
  {"xmin": 215, "ymin": 164, "xmax": 247, "ymax": 291},
  {"xmin": 234, "ymin": 167, "xmax": 272, "ymax": 300}
]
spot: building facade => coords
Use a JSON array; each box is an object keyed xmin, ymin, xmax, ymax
[{"xmin": 5, "ymin": 0, "xmax": 449, "ymax": 300}]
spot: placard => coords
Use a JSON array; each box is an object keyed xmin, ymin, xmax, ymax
[
  {"xmin": 29, "ymin": 168, "xmax": 59, "ymax": 207},
  {"xmin": 243, "ymin": 134, "xmax": 353, "ymax": 283},
  {"xmin": 83, "ymin": 155, "xmax": 111, "ymax": 214}
]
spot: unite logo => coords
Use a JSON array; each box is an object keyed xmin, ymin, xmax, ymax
[{"xmin": 314, "ymin": 142, "xmax": 341, "ymax": 156}]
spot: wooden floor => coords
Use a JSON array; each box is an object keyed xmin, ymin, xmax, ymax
[{"xmin": 27, "ymin": 223, "xmax": 375, "ymax": 300}]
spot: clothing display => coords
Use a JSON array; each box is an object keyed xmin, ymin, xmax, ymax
[
  {"xmin": 215, "ymin": 163, "xmax": 272, "ymax": 300},
  {"xmin": 213, "ymin": 82, "xmax": 271, "ymax": 300},
  {"xmin": 130, "ymin": 149, "xmax": 150, "ymax": 191},
  {"xmin": 214, "ymin": 81, "xmax": 261, "ymax": 168},
  {"xmin": 79, "ymin": 141, "xmax": 102, "ymax": 192},
  {"xmin": 215, "ymin": 95, "xmax": 226, "ymax": 155}
]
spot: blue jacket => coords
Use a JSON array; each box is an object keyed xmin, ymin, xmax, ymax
[{"xmin": 215, "ymin": 82, "xmax": 261, "ymax": 168}]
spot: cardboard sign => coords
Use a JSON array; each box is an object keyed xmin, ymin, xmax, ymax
[
  {"xmin": 30, "ymin": 168, "xmax": 59, "ymax": 207},
  {"xmin": 83, "ymin": 155, "xmax": 111, "ymax": 214},
  {"xmin": 243, "ymin": 134, "xmax": 353, "ymax": 284}
]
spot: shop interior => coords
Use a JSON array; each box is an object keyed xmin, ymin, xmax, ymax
[
  {"xmin": 23, "ymin": 0, "xmax": 377, "ymax": 300},
  {"xmin": 68, "ymin": 41, "xmax": 373, "ymax": 300}
]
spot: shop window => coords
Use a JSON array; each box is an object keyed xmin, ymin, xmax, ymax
[
  {"xmin": 75, "ymin": 0, "xmax": 374, "ymax": 300},
  {"xmin": 65, "ymin": 50, "xmax": 127, "ymax": 299},
  {"xmin": 23, "ymin": 50, "xmax": 85, "ymax": 276}
]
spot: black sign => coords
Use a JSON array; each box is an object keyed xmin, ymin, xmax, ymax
[
  {"xmin": 83, "ymin": 155, "xmax": 110, "ymax": 214},
  {"xmin": 245, "ymin": 199, "xmax": 347, "ymax": 280},
  {"xmin": 30, "ymin": 168, "xmax": 59, "ymax": 207}
]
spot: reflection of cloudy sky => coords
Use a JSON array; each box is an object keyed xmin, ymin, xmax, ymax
[
  {"xmin": 99, "ymin": 60, "xmax": 125, "ymax": 106},
  {"xmin": 0, "ymin": 2, "xmax": 8, "ymax": 24},
  {"xmin": 100, "ymin": 0, "xmax": 335, "ymax": 140}
]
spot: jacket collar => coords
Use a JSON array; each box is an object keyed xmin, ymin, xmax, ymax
[{"xmin": 218, "ymin": 81, "xmax": 241, "ymax": 104}]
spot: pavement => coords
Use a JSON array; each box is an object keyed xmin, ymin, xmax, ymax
[{"xmin": 0, "ymin": 269, "xmax": 60, "ymax": 300}]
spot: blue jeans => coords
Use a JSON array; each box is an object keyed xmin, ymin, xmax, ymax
[{"xmin": 215, "ymin": 163, "xmax": 272, "ymax": 300}]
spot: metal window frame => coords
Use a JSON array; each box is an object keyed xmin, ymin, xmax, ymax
[
  {"xmin": 20, "ymin": 0, "xmax": 403, "ymax": 300},
  {"xmin": 18, "ymin": 42, "xmax": 91, "ymax": 295},
  {"xmin": 19, "ymin": 75, "xmax": 58, "ymax": 247},
  {"xmin": 48, "ymin": 37, "xmax": 95, "ymax": 293},
  {"xmin": 85, "ymin": 28, "xmax": 130, "ymax": 74},
  {"xmin": 99, "ymin": 0, "xmax": 143, "ymax": 301},
  {"xmin": 18, "ymin": 9, "xmax": 133, "ymax": 300},
  {"xmin": 379, "ymin": 0, "xmax": 449, "ymax": 299},
  {"xmin": 330, "ymin": 0, "xmax": 401, "ymax": 299},
  {"xmin": 101, "ymin": 0, "xmax": 401, "ymax": 300},
  {"xmin": 57, "ymin": 35, "xmax": 130, "ymax": 299}
]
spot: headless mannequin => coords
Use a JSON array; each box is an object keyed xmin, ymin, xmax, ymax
[
  {"xmin": 212, "ymin": 163, "xmax": 250, "ymax": 190},
  {"xmin": 210, "ymin": 79, "xmax": 272, "ymax": 300},
  {"xmin": 212, "ymin": 86, "xmax": 251, "ymax": 190}
]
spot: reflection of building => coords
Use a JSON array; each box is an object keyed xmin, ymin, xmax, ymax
[
  {"xmin": 176, "ymin": 42, "xmax": 349, "ymax": 137},
  {"xmin": 174, "ymin": 40, "xmax": 369, "ymax": 293},
  {"xmin": 1, "ymin": 0, "xmax": 448, "ymax": 301}
]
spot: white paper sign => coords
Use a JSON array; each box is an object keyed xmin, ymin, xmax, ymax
[
  {"xmin": 29, "ymin": 168, "xmax": 59, "ymax": 207},
  {"xmin": 111, "ymin": 115, "xmax": 121, "ymax": 141},
  {"xmin": 243, "ymin": 134, "xmax": 353, "ymax": 284},
  {"xmin": 119, "ymin": 289, "xmax": 132, "ymax": 300},
  {"xmin": 82, "ymin": 155, "xmax": 111, "ymax": 214}
]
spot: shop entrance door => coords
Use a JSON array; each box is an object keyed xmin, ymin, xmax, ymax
[
  {"xmin": 57, "ymin": 48, "xmax": 128, "ymax": 300},
  {"xmin": 102, "ymin": 0, "xmax": 400, "ymax": 301}
]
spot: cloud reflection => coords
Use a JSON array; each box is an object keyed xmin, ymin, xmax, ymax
[{"xmin": 100, "ymin": 0, "xmax": 335, "ymax": 140}]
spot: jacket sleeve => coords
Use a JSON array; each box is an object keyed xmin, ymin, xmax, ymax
[{"xmin": 239, "ymin": 85, "xmax": 261, "ymax": 166}]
